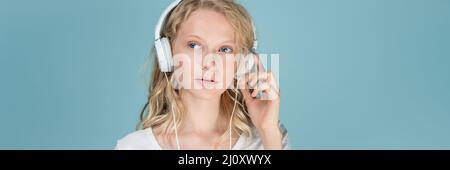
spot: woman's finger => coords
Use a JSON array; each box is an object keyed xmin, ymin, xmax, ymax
[
  {"xmin": 250, "ymin": 72, "xmax": 279, "ymax": 91},
  {"xmin": 252, "ymin": 81, "xmax": 280, "ymax": 100},
  {"xmin": 238, "ymin": 72, "xmax": 258, "ymax": 89},
  {"xmin": 252, "ymin": 81, "xmax": 270, "ymax": 97}
]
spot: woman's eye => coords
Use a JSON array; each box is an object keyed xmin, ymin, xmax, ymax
[
  {"xmin": 219, "ymin": 47, "xmax": 233, "ymax": 53},
  {"xmin": 188, "ymin": 42, "xmax": 201, "ymax": 49}
]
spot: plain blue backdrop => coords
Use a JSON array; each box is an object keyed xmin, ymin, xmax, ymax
[{"xmin": 1, "ymin": 0, "xmax": 449, "ymax": 149}]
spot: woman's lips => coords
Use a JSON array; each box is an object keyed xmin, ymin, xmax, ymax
[
  {"xmin": 195, "ymin": 78, "xmax": 217, "ymax": 86},
  {"xmin": 195, "ymin": 78, "xmax": 215, "ymax": 83}
]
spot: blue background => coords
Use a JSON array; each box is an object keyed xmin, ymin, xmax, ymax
[{"xmin": 1, "ymin": 0, "xmax": 449, "ymax": 149}]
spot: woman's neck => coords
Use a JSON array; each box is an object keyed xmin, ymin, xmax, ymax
[{"xmin": 179, "ymin": 91, "xmax": 226, "ymax": 135}]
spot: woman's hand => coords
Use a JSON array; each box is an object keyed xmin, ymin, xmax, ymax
[{"xmin": 238, "ymin": 56, "xmax": 282, "ymax": 149}]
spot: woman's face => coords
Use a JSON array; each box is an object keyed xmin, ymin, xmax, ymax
[{"xmin": 171, "ymin": 9, "xmax": 237, "ymax": 99}]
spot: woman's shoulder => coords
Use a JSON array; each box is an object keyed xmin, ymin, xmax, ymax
[{"xmin": 114, "ymin": 128, "xmax": 161, "ymax": 150}]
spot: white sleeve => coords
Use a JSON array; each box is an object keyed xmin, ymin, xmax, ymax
[
  {"xmin": 113, "ymin": 129, "xmax": 160, "ymax": 150},
  {"xmin": 114, "ymin": 139, "xmax": 126, "ymax": 150}
]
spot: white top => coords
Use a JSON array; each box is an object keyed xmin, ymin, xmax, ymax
[{"xmin": 115, "ymin": 124, "xmax": 291, "ymax": 150}]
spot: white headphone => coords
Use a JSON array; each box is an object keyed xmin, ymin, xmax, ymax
[{"xmin": 154, "ymin": 0, "xmax": 258, "ymax": 72}]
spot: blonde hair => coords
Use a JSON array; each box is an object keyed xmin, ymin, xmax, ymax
[{"xmin": 139, "ymin": 0, "xmax": 256, "ymax": 145}]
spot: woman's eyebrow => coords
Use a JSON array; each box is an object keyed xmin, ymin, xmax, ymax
[
  {"xmin": 219, "ymin": 40, "xmax": 235, "ymax": 45},
  {"xmin": 185, "ymin": 34, "xmax": 235, "ymax": 45},
  {"xmin": 184, "ymin": 34, "xmax": 204, "ymax": 41}
]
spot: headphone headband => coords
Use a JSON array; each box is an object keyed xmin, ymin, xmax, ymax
[{"xmin": 154, "ymin": 0, "xmax": 183, "ymax": 41}]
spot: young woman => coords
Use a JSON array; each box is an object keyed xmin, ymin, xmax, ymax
[{"xmin": 115, "ymin": 0, "xmax": 290, "ymax": 150}]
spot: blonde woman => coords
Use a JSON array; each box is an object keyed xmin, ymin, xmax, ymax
[{"xmin": 115, "ymin": 0, "xmax": 290, "ymax": 150}]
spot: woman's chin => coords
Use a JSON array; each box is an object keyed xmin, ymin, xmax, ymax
[{"xmin": 183, "ymin": 89, "xmax": 226, "ymax": 100}]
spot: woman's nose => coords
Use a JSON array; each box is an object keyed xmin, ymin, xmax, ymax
[
  {"xmin": 201, "ymin": 53, "xmax": 217, "ymax": 70},
  {"xmin": 201, "ymin": 65, "xmax": 209, "ymax": 71}
]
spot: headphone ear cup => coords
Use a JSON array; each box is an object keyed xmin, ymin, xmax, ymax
[
  {"xmin": 155, "ymin": 37, "xmax": 173, "ymax": 72},
  {"xmin": 161, "ymin": 37, "xmax": 173, "ymax": 72},
  {"xmin": 161, "ymin": 38, "xmax": 173, "ymax": 71}
]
